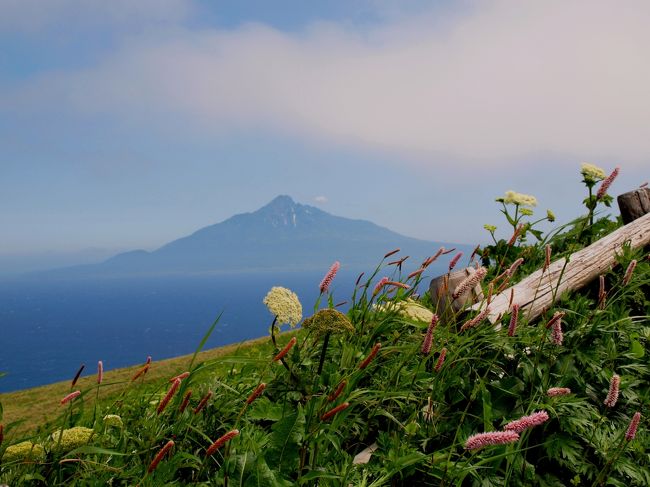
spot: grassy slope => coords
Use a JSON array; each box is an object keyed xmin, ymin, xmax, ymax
[{"xmin": 0, "ymin": 332, "xmax": 295, "ymax": 437}]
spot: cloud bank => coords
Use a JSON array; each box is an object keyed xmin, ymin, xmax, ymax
[{"xmin": 4, "ymin": 0, "xmax": 650, "ymax": 166}]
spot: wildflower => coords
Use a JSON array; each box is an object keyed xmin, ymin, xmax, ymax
[
  {"xmin": 484, "ymin": 224, "xmax": 497, "ymax": 233},
  {"xmin": 355, "ymin": 272, "xmax": 365, "ymax": 286},
  {"xmin": 71, "ymin": 364, "xmax": 85, "ymax": 387},
  {"xmin": 157, "ymin": 378, "xmax": 181, "ymax": 415},
  {"xmin": 328, "ymin": 380, "xmax": 347, "ymax": 402},
  {"xmin": 263, "ymin": 286, "xmax": 302, "ymax": 327},
  {"xmin": 550, "ymin": 318, "xmax": 563, "ymax": 346},
  {"xmin": 547, "ymin": 387, "xmax": 571, "ymax": 397},
  {"xmin": 508, "ymin": 304, "xmax": 519, "ymax": 337},
  {"xmin": 423, "ymin": 247, "xmax": 446, "ymax": 268},
  {"xmin": 206, "ymin": 430, "xmax": 239, "ymax": 456},
  {"xmin": 148, "ymin": 440, "xmax": 174, "ymax": 473},
  {"xmin": 384, "ymin": 248, "xmax": 400, "ymax": 259},
  {"xmin": 2, "ymin": 441, "xmax": 46, "ymax": 463},
  {"xmin": 359, "ymin": 343, "xmax": 381, "ymax": 369},
  {"xmin": 146, "ymin": 355, "xmax": 152, "ymax": 365},
  {"xmin": 132, "ymin": 364, "xmax": 150, "ymax": 381},
  {"xmin": 386, "ymin": 281, "xmax": 411, "ymax": 290},
  {"xmin": 372, "ymin": 277, "xmax": 390, "ymax": 296},
  {"xmin": 170, "ymin": 371, "xmax": 190, "ymax": 382},
  {"xmin": 179, "ymin": 390, "xmax": 192, "ymax": 413},
  {"xmin": 193, "ymin": 391, "xmax": 213, "ymax": 414},
  {"xmin": 460, "ymin": 307, "xmax": 491, "ymax": 332},
  {"xmin": 434, "ymin": 348, "xmax": 447, "ymax": 372},
  {"xmin": 544, "ymin": 245, "xmax": 552, "ymax": 272},
  {"xmin": 598, "ymin": 275, "xmax": 606, "ymax": 309},
  {"xmin": 51, "ymin": 426, "xmax": 94, "ymax": 451},
  {"xmin": 603, "ymin": 374, "xmax": 620, "ymax": 408},
  {"xmin": 581, "ymin": 163, "xmax": 606, "ymax": 182},
  {"xmin": 321, "ymin": 402, "xmax": 350, "ymax": 421},
  {"xmin": 448, "ymin": 252, "xmax": 463, "ymax": 272},
  {"xmin": 61, "ymin": 390, "xmax": 81, "ymax": 405},
  {"xmin": 508, "ymin": 224, "xmax": 525, "ymax": 246},
  {"xmin": 302, "ymin": 309, "xmax": 354, "ymax": 337},
  {"xmin": 502, "ymin": 191, "xmax": 537, "ymax": 207},
  {"xmin": 388, "ymin": 256, "xmax": 409, "ymax": 270},
  {"xmin": 407, "ymin": 268, "xmax": 424, "ymax": 280},
  {"xmin": 622, "ymin": 259, "xmax": 637, "ymax": 286},
  {"xmin": 504, "ymin": 411, "xmax": 549, "ymax": 433},
  {"xmin": 464, "ymin": 431, "xmax": 520, "ymax": 450},
  {"xmin": 507, "ymin": 258, "xmax": 524, "ymax": 276},
  {"xmin": 625, "ymin": 412, "xmax": 641, "ymax": 441},
  {"xmin": 246, "ymin": 383, "xmax": 267, "ymax": 405},
  {"xmin": 319, "ymin": 261, "xmax": 340, "ymax": 294},
  {"xmin": 421, "ymin": 315, "xmax": 439, "ymax": 355},
  {"xmin": 520, "ymin": 208, "xmax": 533, "ymax": 216},
  {"xmin": 273, "ymin": 337, "xmax": 297, "ymax": 362},
  {"xmin": 97, "ymin": 361, "xmax": 103, "ymax": 385},
  {"xmin": 103, "ymin": 414, "xmax": 123, "ymax": 428},
  {"xmin": 546, "ymin": 209, "xmax": 556, "ymax": 222},
  {"xmin": 545, "ymin": 311, "xmax": 565, "ymax": 329},
  {"xmin": 596, "ymin": 166, "xmax": 619, "ymax": 199},
  {"xmin": 452, "ymin": 267, "xmax": 486, "ymax": 300},
  {"xmin": 421, "ymin": 397, "xmax": 435, "ymax": 423},
  {"xmin": 335, "ymin": 300, "xmax": 347, "ymax": 308}
]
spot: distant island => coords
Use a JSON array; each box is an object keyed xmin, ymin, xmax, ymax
[{"xmin": 43, "ymin": 195, "xmax": 467, "ymax": 278}]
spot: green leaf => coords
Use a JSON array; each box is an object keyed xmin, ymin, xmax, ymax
[
  {"xmin": 248, "ymin": 398, "xmax": 284, "ymax": 422},
  {"xmin": 629, "ymin": 340, "xmax": 645, "ymax": 358},
  {"xmin": 64, "ymin": 446, "xmax": 129, "ymax": 457},
  {"xmin": 481, "ymin": 384, "xmax": 493, "ymax": 430},
  {"xmin": 265, "ymin": 406, "xmax": 306, "ymax": 474}
]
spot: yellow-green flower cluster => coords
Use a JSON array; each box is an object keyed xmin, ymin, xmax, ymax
[
  {"xmin": 2, "ymin": 441, "xmax": 46, "ymax": 463},
  {"xmin": 502, "ymin": 191, "xmax": 537, "ymax": 207},
  {"xmin": 103, "ymin": 414, "xmax": 123, "ymax": 428},
  {"xmin": 483, "ymin": 224, "xmax": 497, "ymax": 233},
  {"xmin": 263, "ymin": 287, "xmax": 302, "ymax": 327},
  {"xmin": 51, "ymin": 426, "xmax": 94, "ymax": 452},
  {"xmin": 302, "ymin": 309, "xmax": 354, "ymax": 337},
  {"xmin": 519, "ymin": 208, "xmax": 534, "ymax": 216},
  {"xmin": 580, "ymin": 163, "xmax": 606, "ymax": 182},
  {"xmin": 376, "ymin": 299, "xmax": 434, "ymax": 324},
  {"xmin": 546, "ymin": 209, "xmax": 556, "ymax": 222}
]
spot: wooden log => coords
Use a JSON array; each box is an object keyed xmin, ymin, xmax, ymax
[
  {"xmin": 429, "ymin": 267, "xmax": 484, "ymax": 322},
  {"xmin": 618, "ymin": 187, "xmax": 650, "ymax": 224},
  {"xmin": 471, "ymin": 211, "xmax": 650, "ymax": 324}
]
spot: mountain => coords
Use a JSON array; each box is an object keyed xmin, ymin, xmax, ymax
[{"xmin": 44, "ymin": 196, "xmax": 469, "ymax": 277}]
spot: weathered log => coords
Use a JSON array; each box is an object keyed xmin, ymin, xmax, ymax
[
  {"xmin": 618, "ymin": 187, "xmax": 650, "ymax": 224},
  {"xmin": 471, "ymin": 211, "xmax": 650, "ymax": 324},
  {"xmin": 429, "ymin": 267, "xmax": 484, "ymax": 321}
]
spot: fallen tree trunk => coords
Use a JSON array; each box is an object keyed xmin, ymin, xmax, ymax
[{"xmin": 471, "ymin": 211, "xmax": 650, "ymax": 324}]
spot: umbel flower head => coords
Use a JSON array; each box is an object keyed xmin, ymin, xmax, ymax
[
  {"xmin": 103, "ymin": 414, "xmax": 123, "ymax": 428},
  {"xmin": 498, "ymin": 190, "xmax": 538, "ymax": 207},
  {"xmin": 51, "ymin": 426, "xmax": 94, "ymax": 451},
  {"xmin": 580, "ymin": 162, "xmax": 606, "ymax": 183},
  {"xmin": 302, "ymin": 308, "xmax": 354, "ymax": 337},
  {"xmin": 374, "ymin": 299, "xmax": 434, "ymax": 324},
  {"xmin": 263, "ymin": 286, "xmax": 302, "ymax": 327},
  {"xmin": 2, "ymin": 441, "xmax": 46, "ymax": 463}
]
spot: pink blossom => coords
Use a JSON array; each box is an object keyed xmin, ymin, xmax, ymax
[
  {"xmin": 372, "ymin": 277, "xmax": 390, "ymax": 296},
  {"xmin": 464, "ymin": 431, "xmax": 520, "ymax": 450},
  {"xmin": 421, "ymin": 315, "xmax": 439, "ymax": 355},
  {"xmin": 448, "ymin": 252, "xmax": 463, "ymax": 272},
  {"xmin": 507, "ymin": 304, "xmax": 519, "ymax": 337},
  {"xmin": 545, "ymin": 311, "xmax": 565, "ymax": 329},
  {"xmin": 596, "ymin": 167, "xmax": 620, "ymax": 199},
  {"xmin": 452, "ymin": 267, "xmax": 487, "ymax": 300},
  {"xmin": 603, "ymin": 374, "xmax": 620, "ymax": 408},
  {"xmin": 319, "ymin": 261, "xmax": 340, "ymax": 294},
  {"xmin": 625, "ymin": 412, "xmax": 641, "ymax": 441},
  {"xmin": 547, "ymin": 387, "xmax": 571, "ymax": 397},
  {"xmin": 622, "ymin": 260, "xmax": 637, "ymax": 286},
  {"xmin": 507, "ymin": 258, "xmax": 524, "ymax": 276},
  {"xmin": 544, "ymin": 245, "xmax": 552, "ymax": 272},
  {"xmin": 434, "ymin": 348, "xmax": 447, "ymax": 372},
  {"xmin": 551, "ymin": 319, "xmax": 563, "ymax": 346},
  {"xmin": 157, "ymin": 378, "xmax": 181, "ymax": 415},
  {"xmin": 61, "ymin": 390, "xmax": 81, "ymax": 405},
  {"xmin": 97, "ymin": 360, "xmax": 103, "ymax": 385},
  {"xmin": 504, "ymin": 411, "xmax": 550, "ymax": 433},
  {"xmin": 460, "ymin": 307, "xmax": 490, "ymax": 332}
]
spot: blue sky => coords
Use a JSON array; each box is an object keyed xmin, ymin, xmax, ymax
[{"xmin": 1, "ymin": 1, "xmax": 648, "ymax": 270}]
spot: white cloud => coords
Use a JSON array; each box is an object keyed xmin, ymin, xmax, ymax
[
  {"xmin": 314, "ymin": 196, "xmax": 328, "ymax": 204},
  {"xmin": 5, "ymin": 0, "xmax": 650, "ymax": 167}
]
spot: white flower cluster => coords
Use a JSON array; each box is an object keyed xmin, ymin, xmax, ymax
[{"xmin": 263, "ymin": 286, "xmax": 303, "ymax": 327}]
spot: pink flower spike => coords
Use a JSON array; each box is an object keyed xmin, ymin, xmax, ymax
[
  {"xmin": 625, "ymin": 412, "xmax": 641, "ymax": 441},
  {"xmin": 550, "ymin": 319, "xmax": 563, "ymax": 346},
  {"xmin": 507, "ymin": 304, "xmax": 519, "ymax": 337},
  {"xmin": 273, "ymin": 337, "xmax": 297, "ymax": 362},
  {"xmin": 170, "ymin": 371, "xmax": 190, "ymax": 382},
  {"xmin": 547, "ymin": 387, "xmax": 571, "ymax": 397},
  {"xmin": 148, "ymin": 440, "xmax": 174, "ymax": 473},
  {"xmin": 359, "ymin": 343, "xmax": 381, "ymax": 369},
  {"xmin": 622, "ymin": 259, "xmax": 637, "ymax": 286},
  {"xmin": 544, "ymin": 245, "xmax": 552, "ymax": 272},
  {"xmin": 434, "ymin": 347, "xmax": 447, "ymax": 372},
  {"xmin": 452, "ymin": 267, "xmax": 487, "ymax": 300},
  {"xmin": 407, "ymin": 268, "xmax": 424, "ymax": 280},
  {"xmin": 545, "ymin": 311, "xmax": 565, "ymax": 329},
  {"xmin": 383, "ymin": 248, "xmax": 400, "ymax": 259},
  {"xmin": 507, "ymin": 258, "xmax": 524, "ymax": 276},
  {"xmin": 421, "ymin": 315, "xmax": 438, "ymax": 355},
  {"xmin": 603, "ymin": 374, "xmax": 620, "ymax": 408},
  {"xmin": 97, "ymin": 361, "xmax": 103, "ymax": 385},
  {"xmin": 448, "ymin": 252, "xmax": 463, "ymax": 272},
  {"xmin": 596, "ymin": 166, "xmax": 620, "ymax": 199},
  {"xmin": 460, "ymin": 307, "xmax": 491, "ymax": 332},
  {"xmin": 157, "ymin": 378, "xmax": 182, "ymax": 415},
  {"xmin": 464, "ymin": 431, "xmax": 519, "ymax": 450},
  {"xmin": 372, "ymin": 277, "xmax": 390, "ymax": 296},
  {"xmin": 146, "ymin": 356, "xmax": 152, "ymax": 365},
  {"xmin": 386, "ymin": 281, "xmax": 410, "ymax": 290},
  {"xmin": 319, "ymin": 261, "xmax": 340, "ymax": 294},
  {"xmin": 206, "ymin": 430, "xmax": 239, "ymax": 456},
  {"xmin": 504, "ymin": 411, "xmax": 550, "ymax": 433},
  {"xmin": 61, "ymin": 390, "xmax": 81, "ymax": 405}
]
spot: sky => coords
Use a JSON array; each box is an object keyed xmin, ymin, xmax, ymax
[{"xmin": 1, "ymin": 0, "xmax": 648, "ymax": 272}]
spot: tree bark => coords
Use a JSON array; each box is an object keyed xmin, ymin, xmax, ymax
[{"xmin": 471, "ymin": 211, "xmax": 650, "ymax": 324}]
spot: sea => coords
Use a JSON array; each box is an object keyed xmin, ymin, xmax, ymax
[{"xmin": 0, "ymin": 270, "xmax": 362, "ymax": 393}]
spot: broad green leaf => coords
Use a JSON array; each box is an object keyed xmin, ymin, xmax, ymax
[{"xmin": 265, "ymin": 405, "xmax": 306, "ymax": 474}]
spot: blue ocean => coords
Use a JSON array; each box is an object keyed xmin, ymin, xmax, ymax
[{"xmin": 0, "ymin": 271, "xmax": 361, "ymax": 393}]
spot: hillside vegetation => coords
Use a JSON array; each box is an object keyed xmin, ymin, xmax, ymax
[{"xmin": 0, "ymin": 164, "xmax": 648, "ymax": 486}]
